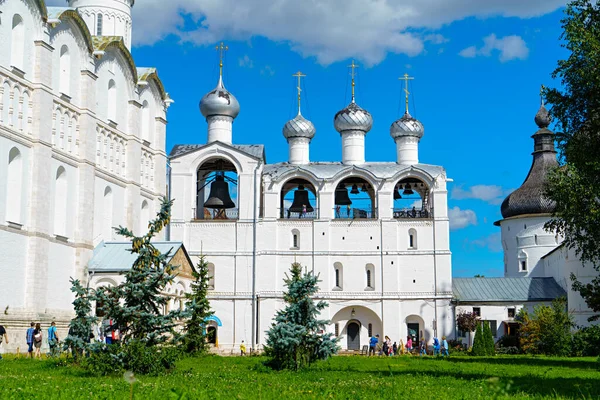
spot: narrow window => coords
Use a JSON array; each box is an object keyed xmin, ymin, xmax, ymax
[
  {"xmin": 335, "ymin": 268, "xmax": 340, "ymax": 288},
  {"xmin": 97, "ymin": 14, "xmax": 103, "ymax": 36},
  {"xmin": 521, "ymin": 261, "xmax": 527, "ymax": 271},
  {"xmin": 334, "ymin": 323, "xmax": 339, "ymax": 337},
  {"xmin": 508, "ymin": 308, "xmax": 515, "ymax": 318},
  {"xmin": 54, "ymin": 167, "xmax": 68, "ymax": 237},
  {"xmin": 207, "ymin": 263, "xmax": 215, "ymax": 290},
  {"xmin": 408, "ymin": 228, "xmax": 417, "ymax": 249},
  {"xmin": 490, "ymin": 320, "xmax": 497, "ymax": 338},
  {"xmin": 368, "ymin": 323, "xmax": 373, "ymax": 337},
  {"xmin": 293, "ymin": 234, "xmax": 298, "ymax": 248},
  {"xmin": 366, "ymin": 269, "xmax": 372, "ymax": 288},
  {"xmin": 11, "ymin": 15, "xmax": 25, "ymax": 70},
  {"xmin": 6, "ymin": 147, "xmax": 23, "ymax": 224},
  {"xmin": 473, "ymin": 307, "xmax": 481, "ymax": 317},
  {"xmin": 59, "ymin": 45, "xmax": 70, "ymax": 95},
  {"xmin": 140, "ymin": 200, "xmax": 149, "ymax": 235},
  {"xmin": 141, "ymin": 100, "xmax": 150, "ymax": 142},
  {"xmin": 107, "ymin": 80, "xmax": 116, "ymax": 121},
  {"xmin": 103, "ymin": 186, "xmax": 113, "ymax": 241}
]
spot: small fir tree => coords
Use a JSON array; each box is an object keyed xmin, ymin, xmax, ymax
[
  {"xmin": 265, "ymin": 262, "xmax": 339, "ymax": 370},
  {"xmin": 471, "ymin": 323, "xmax": 486, "ymax": 356},
  {"xmin": 94, "ymin": 197, "xmax": 184, "ymax": 346},
  {"xmin": 63, "ymin": 278, "xmax": 97, "ymax": 361},
  {"xmin": 182, "ymin": 254, "xmax": 214, "ymax": 354},
  {"xmin": 483, "ymin": 321, "xmax": 495, "ymax": 356},
  {"xmin": 457, "ymin": 311, "xmax": 479, "ymax": 348}
]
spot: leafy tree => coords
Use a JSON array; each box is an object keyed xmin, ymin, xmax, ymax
[
  {"xmin": 457, "ymin": 311, "xmax": 479, "ymax": 348},
  {"xmin": 516, "ymin": 298, "xmax": 573, "ymax": 356},
  {"xmin": 182, "ymin": 254, "xmax": 214, "ymax": 354},
  {"xmin": 94, "ymin": 197, "xmax": 183, "ymax": 346},
  {"xmin": 471, "ymin": 323, "xmax": 486, "ymax": 356},
  {"xmin": 483, "ymin": 321, "xmax": 495, "ymax": 356},
  {"xmin": 63, "ymin": 278, "xmax": 97, "ymax": 361},
  {"xmin": 545, "ymin": 0, "xmax": 600, "ymax": 321},
  {"xmin": 264, "ymin": 262, "xmax": 339, "ymax": 370}
]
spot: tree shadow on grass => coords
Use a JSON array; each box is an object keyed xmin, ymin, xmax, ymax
[{"xmin": 445, "ymin": 356, "xmax": 599, "ymax": 370}]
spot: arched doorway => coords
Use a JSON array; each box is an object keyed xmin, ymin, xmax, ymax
[
  {"xmin": 207, "ymin": 326, "xmax": 217, "ymax": 344},
  {"xmin": 347, "ymin": 322, "xmax": 360, "ymax": 350}
]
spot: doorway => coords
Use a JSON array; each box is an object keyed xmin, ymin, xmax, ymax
[
  {"xmin": 407, "ymin": 323, "xmax": 419, "ymax": 345},
  {"xmin": 347, "ymin": 322, "xmax": 360, "ymax": 350},
  {"xmin": 207, "ymin": 326, "xmax": 217, "ymax": 344}
]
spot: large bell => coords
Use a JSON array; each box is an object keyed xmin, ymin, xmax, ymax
[
  {"xmin": 334, "ymin": 184, "xmax": 352, "ymax": 206},
  {"xmin": 394, "ymin": 188, "xmax": 402, "ymax": 200},
  {"xmin": 204, "ymin": 175, "xmax": 235, "ymax": 209},
  {"xmin": 289, "ymin": 185, "xmax": 314, "ymax": 213},
  {"xmin": 350, "ymin": 184, "xmax": 360, "ymax": 194},
  {"xmin": 403, "ymin": 183, "xmax": 414, "ymax": 196}
]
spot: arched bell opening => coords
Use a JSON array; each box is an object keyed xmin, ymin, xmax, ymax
[
  {"xmin": 196, "ymin": 158, "xmax": 238, "ymax": 220},
  {"xmin": 280, "ymin": 178, "xmax": 318, "ymax": 219},
  {"xmin": 392, "ymin": 177, "xmax": 431, "ymax": 219},
  {"xmin": 334, "ymin": 177, "xmax": 375, "ymax": 219}
]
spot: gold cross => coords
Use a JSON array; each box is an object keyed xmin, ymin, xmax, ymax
[
  {"xmin": 215, "ymin": 42, "xmax": 229, "ymax": 77},
  {"xmin": 292, "ymin": 71, "xmax": 306, "ymax": 114},
  {"xmin": 348, "ymin": 60, "xmax": 359, "ymax": 102},
  {"xmin": 399, "ymin": 73, "xmax": 414, "ymax": 113}
]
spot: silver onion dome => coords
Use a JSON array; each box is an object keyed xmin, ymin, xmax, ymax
[
  {"xmin": 283, "ymin": 112, "xmax": 316, "ymax": 140},
  {"xmin": 390, "ymin": 111, "xmax": 424, "ymax": 139},
  {"xmin": 199, "ymin": 76, "xmax": 240, "ymax": 119},
  {"xmin": 334, "ymin": 101, "xmax": 373, "ymax": 133}
]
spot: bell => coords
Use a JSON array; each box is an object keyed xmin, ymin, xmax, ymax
[
  {"xmin": 204, "ymin": 175, "xmax": 235, "ymax": 209},
  {"xmin": 361, "ymin": 184, "xmax": 368, "ymax": 192},
  {"xmin": 350, "ymin": 184, "xmax": 360, "ymax": 194},
  {"xmin": 289, "ymin": 185, "xmax": 314, "ymax": 213},
  {"xmin": 394, "ymin": 188, "xmax": 402, "ymax": 200},
  {"xmin": 403, "ymin": 183, "xmax": 414, "ymax": 196},
  {"xmin": 334, "ymin": 184, "xmax": 352, "ymax": 206}
]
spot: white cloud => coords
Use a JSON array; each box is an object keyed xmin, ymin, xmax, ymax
[
  {"xmin": 468, "ymin": 232, "xmax": 503, "ymax": 252},
  {"xmin": 44, "ymin": 0, "xmax": 565, "ymax": 65},
  {"xmin": 459, "ymin": 34, "xmax": 529, "ymax": 62},
  {"xmin": 448, "ymin": 206, "xmax": 478, "ymax": 230},
  {"xmin": 451, "ymin": 184, "xmax": 512, "ymax": 205},
  {"xmin": 238, "ymin": 55, "xmax": 254, "ymax": 68},
  {"xmin": 424, "ymin": 34, "xmax": 449, "ymax": 45}
]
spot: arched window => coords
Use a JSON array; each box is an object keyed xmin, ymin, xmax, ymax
[
  {"xmin": 59, "ymin": 45, "xmax": 70, "ymax": 95},
  {"xmin": 107, "ymin": 80, "xmax": 116, "ymax": 121},
  {"xmin": 11, "ymin": 15, "xmax": 25, "ymax": 70},
  {"xmin": 408, "ymin": 228, "xmax": 417, "ymax": 249},
  {"xmin": 291, "ymin": 229, "xmax": 300, "ymax": 249},
  {"xmin": 368, "ymin": 323, "xmax": 373, "ymax": 338},
  {"xmin": 207, "ymin": 263, "xmax": 215, "ymax": 290},
  {"xmin": 365, "ymin": 264, "xmax": 374, "ymax": 290},
  {"xmin": 141, "ymin": 100, "xmax": 150, "ymax": 142},
  {"xmin": 97, "ymin": 13, "xmax": 103, "ymax": 36},
  {"xmin": 6, "ymin": 147, "xmax": 23, "ymax": 224},
  {"xmin": 103, "ymin": 186, "xmax": 113, "ymax": 241},
  {"xmin": 54, "ymin": 167, "xmax": 68, "ymax": 237},
  {"xmin": 140, "ymin": 200, "xmax": 149, "ymax": 235},
  {"xmin": 333, "ymin": 262, "xmax": 343, "ymax": 290},
  {"xmin": 518, "ymin": 250, "xmax": 528, "ymax": 272}
]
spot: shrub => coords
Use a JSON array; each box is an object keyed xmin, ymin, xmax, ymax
[
  {"xmin": 518, "ymin": 298, "xmax": 573, "ymax": 356},
  {"xmin": 496, "ymin": 334, "xmax": 519, "ymax": 348},
  {"xmin": 483, "ymin": 321, "xmax": 495, "ymax": 356},
  {"xmin": 472, "ymin": 323, "xmax": 486, "ymax": 356},
  {"xmin": 571, "ymin": 325, "xmax": 600, "ymax": 357},
  {"xmin": 457, "ymin": 311, "xmax": 479, "ymax": 347},
  {"xmin": 496, "ymin": 346, "xmax": 520, "ymax": 355},
  {"xmin": 447, "ymin": 339, "xmax": 466, "ymax": 354}
]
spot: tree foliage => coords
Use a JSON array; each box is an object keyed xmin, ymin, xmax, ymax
[
  {"xmin": 182, "ymin": 254, "xmax": 214, "ymax": 354},
  {"xmin": 471, "ymin": 323, "xmax": 486, "ymax": 356},
  {"xmin": 483, "ymin": 321, "xmax": 495, "ymax": 356},
  {"xmin": 545, "ymin": 0, "xmax": 600, "ymax": 320},
  {"xmin": 516, "ymin": 298, "xmax": 574, "ymax": 356},
  {"xmin": 457, "ymin": 311, "xmax": 479, "ymax": 347},
  {"xmin": 63, "ymin": 278, "xmax": 97, "ymax": 360},
  {"xmin": 265, "ymin": 263, "xmax": 339, "ymax": 370}
]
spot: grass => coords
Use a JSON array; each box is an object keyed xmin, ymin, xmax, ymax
[{"xmin": 0, "ymin": 354, "xmax": 599, "ymax": 399}]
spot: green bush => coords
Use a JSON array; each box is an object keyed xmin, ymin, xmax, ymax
[
  {"xmin": 496, "ymin": 334, "xmax": 519, "ymax": 348},
  {"xmin": 496, "ymin": 346, "xmax": 520, "ymax": 355},
  {"xmin": 85, "ymin": 340, "xmax": 182, "ymax": 376},
  {"xmin": 571, "ymin": 325, "xmax": 600, "ymax": 357},
  {"xmin": 472, "ymin": 323, "xmax": 486, "ymax": 356},
  {"xmin": 483, "ymin": 321, "xmax": 495, "ymax": 356}
]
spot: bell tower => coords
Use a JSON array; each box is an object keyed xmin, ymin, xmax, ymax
[{"xmin": 68, "ymin": 0, "xmax": 134, "ymax": 50}]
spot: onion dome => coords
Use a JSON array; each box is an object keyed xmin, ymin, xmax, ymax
[
  {"xmin": 334, "ymin": 101, "xmax": 373, "ymax": 133},
  {"xmin": 199, "ymin": 76, "xmax": 240, "ymax": 119},
  {"xmin": 500, "ymin": 102, "xmax": 557, "ymax": 219},
  {"xmin": 390, "ymin": 111, "xmax": 424, "ymax": 139},
  {"xmin": 283, "ymin": 112, "xmax": 316, "ymax": 140}
]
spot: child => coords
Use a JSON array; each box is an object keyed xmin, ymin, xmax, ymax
[
  {"xmin": 441, "ymin": 336, "xmax": 449, "ymax": 357},
  {"xmin": 433, "ymin": 337, "xmax": 440, "ymax": 356},
  {"xmin": 406, "ymin": 336, "xmax": 413, "ymax": 353},
  {"xmin": 419, "ymin": 339, "xmax": 427, "ymax": 356},
  {"xmin": 240, "ymin": 340, "xmax": 247, "ymax": 356},
  {"xmin": 392, "ymin": 342, "xmax": 398, "ymax": 355}
]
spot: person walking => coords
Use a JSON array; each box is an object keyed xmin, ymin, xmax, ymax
[
  {"xmin": 381, "ymin": 336, "xmax": 389, "ymax": 356},
  {"xmin": 399, "ymin": 339, "xmax": 405, "ymax": 355},
  {"xmin": 433, "ymin": 337, "xmax": 440, "ymax": 356},
  {"xmin": 240, "ymin": 340, "xmax": 247, "ymax": 356},
  {"xmin": 419, "ymin": 338, "xmax": 427, "ymax": 356},
  {"xmin": 47, "ymin": 322, "xmax": 59, "ymax": 357},
  {"xmin": 33, "ymin": 323, "xmax": 43, "ymax": 359},
  {"xmin": 0, "ymin": 324, "xmax": 8, "ymax": 360},
  {"xmin": 386, "ymin": 336, "xmax": 393, "ymax": 356},
  {"xmin": 441, "ymin": 336, "xmax": 449, "ymax": 357},
  {"xmin": 406, "ymin": 336, "xmax": 413, "ymax": 354},
  {"xmin": 368, "ymin": 334, "xmax": 379, "ymax": 356},
  {"xmin": 392, "ymin": 341, "xmax": 398, "ymax": 356},
  {"xmin": 26, "ymin": 322, "xmax": 35, "ymax": 359}
]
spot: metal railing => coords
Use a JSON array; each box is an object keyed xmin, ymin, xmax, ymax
[
  {"xmin": 393, "ymin": 208, "xmax": 432, "ymax": 219},
  {"xmin": 280, "ymin": 208, "xmax": 318, "ymax": 219},
  {"xmin": 334, "ymin": 207, "xmax": 377, "ymax": 219},
  {"xmin": 193, "ymin": 208, "xmax": 239, "ymax": 220}
]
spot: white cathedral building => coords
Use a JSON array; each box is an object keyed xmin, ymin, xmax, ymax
[{"xmin": 0, "ymin": 0, "xmax": 596, "ymax": 354}]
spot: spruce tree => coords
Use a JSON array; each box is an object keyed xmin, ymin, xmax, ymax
[
  {"xmin": 471, "ymin": 323, "xmax": 486, "ymax": 356},
  {"xmin": 265, "ymin": 262, "xmax": 339, "ymax": 370},
  {"xmin": 94, "ymin": 197, "xmax": 183, "ymax": 346},
  {"xmin": 182, "ymin": 254, "xmax": 214, "ymax": 354},
  {"xmin": 483, "ymin": 321, "xmax": 495, "ymax": 356},
  {"xmin": 63, "ymin": 278, "xmax": 97, "ymax": 361}
]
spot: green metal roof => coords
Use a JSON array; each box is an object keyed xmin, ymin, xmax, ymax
[
  {"xmin": 89, "ymin": 241, "xmax": 184, "ymax": 272},
  {"xmin": 452, "ymin": 277, "xmax": 566, "ymax": 302}
]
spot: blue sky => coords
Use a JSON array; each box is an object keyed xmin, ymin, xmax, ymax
[{"xmin": 124, "ymin": 1, "xmax": 569, "ymax": 278}]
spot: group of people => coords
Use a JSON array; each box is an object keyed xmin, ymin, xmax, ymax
[
  {"xmin": 22, "ymin": 321, "xmax": 60, "ymax": 359},
  {"xmin": 368, "ymin": 334, "xmax": 449, "ymax": 357}
]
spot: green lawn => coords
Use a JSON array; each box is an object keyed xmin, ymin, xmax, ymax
[{"xmin": 0, "ymin": 354, "xmax": 598, "ymax": 399}]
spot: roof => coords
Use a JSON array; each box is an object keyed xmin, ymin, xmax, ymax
[
  {"xmin": 263, "ymin": 162, "xmax": 445, "ymax": 182},
  {"xmin": 169, "ymin": 143, "xmax": 265, "ymax": 161},
  {"xmin": 452, "ymin": 277, "xmax": 566, "ymax": 302},
  {"xmin": 92, "ymin": 36, "xmax": 138, "ymax": 82},
  {"xmin": 137, "ymin": 67, "xmax": 167, "ymax": 100},
  {"xmin": 88, "ymin": 241, "xmax": 185, "ymax": 272}
]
